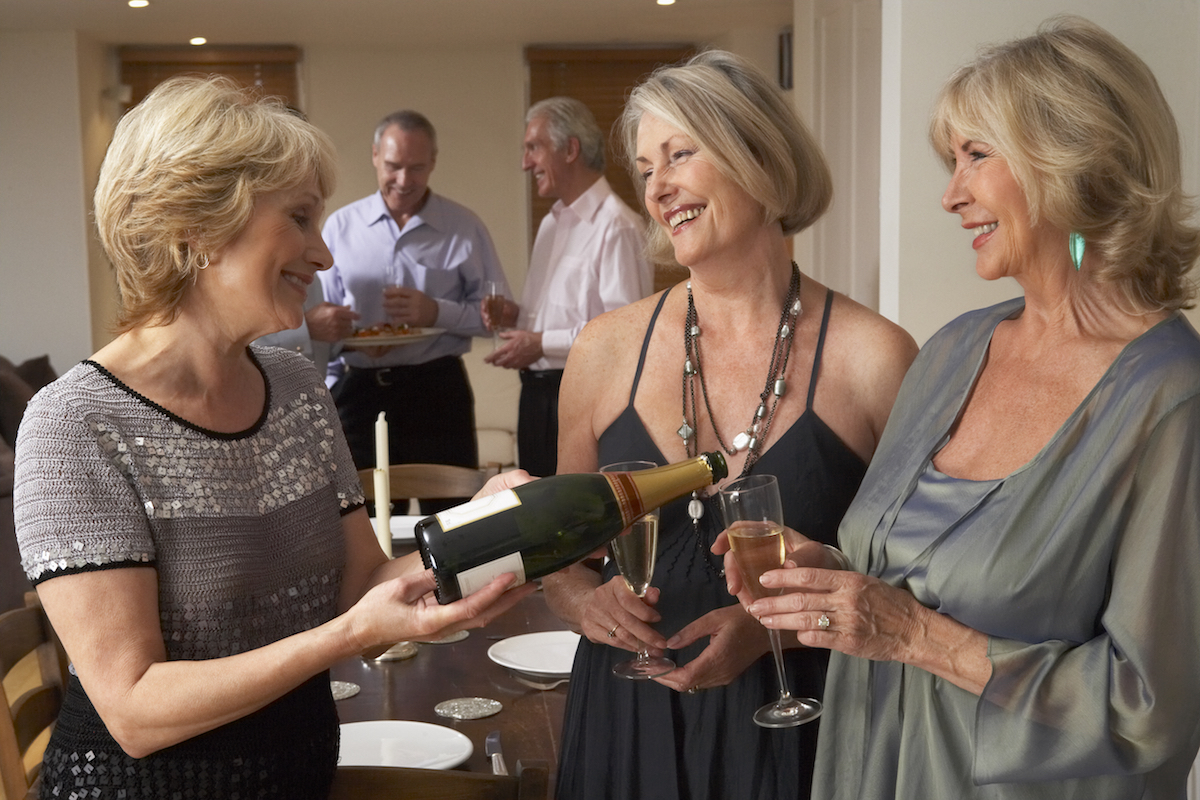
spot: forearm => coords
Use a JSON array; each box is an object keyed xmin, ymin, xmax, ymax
[
  {"xmin": 900, "ymin": 604, "xmax": 992, "ymax": 695},
  {"xmin": 541, "ymin": 563, "xmax": 601, "ymax": 631}
]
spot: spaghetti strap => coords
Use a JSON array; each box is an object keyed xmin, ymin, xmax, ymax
[
  {"xmin": 806, "ymin": 289, "xmax": 835, "ymax": 410},
  {"xmin": 629, "ymin": 288, "xmax": 673, "ymax": 406}
]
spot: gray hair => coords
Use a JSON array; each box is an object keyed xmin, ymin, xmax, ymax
[
  {"xmin": 374, "ymin": 109, "xmax": 438, "ymax": 154},
  {"xmin": 526, "ymin": 97, "xmax": 606, "ymax": 172}
]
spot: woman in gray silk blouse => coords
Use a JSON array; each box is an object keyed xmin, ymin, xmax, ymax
[
  {"xmin": 723, "ymin": 17, "xmax": 1200, "ymax": 800},
  {"xmin": 13, "ymin": 76, "xmax": 531, "ymax": 799}
]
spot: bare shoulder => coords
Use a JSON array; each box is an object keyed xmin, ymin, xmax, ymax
[
  {"xmin": 567, "ymin": 291, "xmax": 666, "ymax": 382},
  {"xmin": 825, "ymin": 291, "xmax": 919, "ymax": 386}
]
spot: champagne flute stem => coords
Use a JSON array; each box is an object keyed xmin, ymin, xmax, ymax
[{"xmin": 766, "ymin": 628, "xmax": 793, "ymax": 702}]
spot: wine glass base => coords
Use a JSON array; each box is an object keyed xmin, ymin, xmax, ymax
[
  {"xmin": 612, "ymin": 656, "xmax": 675, "ymax": 680},
  {"xmin": 753, "ymin": 697, "xmax": 822, "ymax": 728}
]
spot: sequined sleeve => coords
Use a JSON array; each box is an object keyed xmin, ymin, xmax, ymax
[{"xmin": 14, "ymin": 378, "xmax": 156, "ymax": 582}]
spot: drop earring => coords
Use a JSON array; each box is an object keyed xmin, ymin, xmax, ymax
[{"xmin": 1068, "ymin": 232, "xmax": 1085, "ymax": 271}]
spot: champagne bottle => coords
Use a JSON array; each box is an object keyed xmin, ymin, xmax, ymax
[{"xmin": 415, "ymin": 452, "xmax": 728, "ymax": 603}]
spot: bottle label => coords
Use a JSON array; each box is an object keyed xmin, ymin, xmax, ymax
[
  {"xmin": 457, "ymin": 552, "xmax": 527, "ymax": 597},
  {"xmin": 436, "ymin": 489, "xmax": 522, "ymax": 532},
  {"xmin": 603, "ymin": 473, "xmax": 645, "ymax": 528}
]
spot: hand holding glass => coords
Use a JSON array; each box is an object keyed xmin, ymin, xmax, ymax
[
  {"xmin": 601, "ymin": 461, "xmax": 675, "ymax": 680},
  {"xmin": 719, "ymin": 474, "xmax": 821, "ymax": 727},
  {"xmin": 483, "ymin": 280, "xmax": 506, "ymax": 347}
]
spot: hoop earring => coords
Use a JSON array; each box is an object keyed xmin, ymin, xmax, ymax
[
  {"xmin": 197, "ymin": 253, "xmax": 210, "ymax": 270},
  {"xmin": 1068, "ymin": 232, "xmax": 1085, "ymax": 272}
]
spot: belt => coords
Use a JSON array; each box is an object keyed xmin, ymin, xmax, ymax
[
  {"xmin": 347, "ymin": 357, "xmax": 459, "ymax": 388},
  {"xmin": 520, "ymin": 369, "xmax": 565, "ymax": 384}
]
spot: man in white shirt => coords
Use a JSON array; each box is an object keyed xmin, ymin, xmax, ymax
[{"xmin": 485, "ymin": 97, "xmax": 651, "ymax": 476}]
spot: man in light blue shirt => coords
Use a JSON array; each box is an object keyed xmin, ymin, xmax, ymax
[{"xmin": 320, "ymin": 110, "xmax": 510, "ymax": 511}]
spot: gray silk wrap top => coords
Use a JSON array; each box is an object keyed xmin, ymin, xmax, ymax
[{"xmin": 813, "ymin": 298, "xmax": 1200, "ymax": 800}]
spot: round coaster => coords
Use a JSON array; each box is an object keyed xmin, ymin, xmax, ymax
[
  {"xmin": 417, "ymin": 630, "xmax": 469, "ymax": 645},
  {"xmin": 330, "ymin": 681, "xmax": 360, "ymax": 700},
  {"xmin": 372, "ymin": 641, "xmax": 419, "ymax": 661},
  {"xmin": 434, "ymin": 697, "xmax": 503, "ymax": 720}
]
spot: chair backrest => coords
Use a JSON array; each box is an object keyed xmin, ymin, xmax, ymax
[
  {"xmin": 329, "ymin": 759, "xmax": 548, "ymax": 800},
  {"xmin": 358, "ymin": 463, "xmax": 501, "ymax": 502},
  {"xmin": 0, "ymin": 592, "xmax": 67, "ymax": 800}
]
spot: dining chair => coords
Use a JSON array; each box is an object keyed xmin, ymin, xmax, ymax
[
  {"xmin": 329, "ymin": 760, "xmax": 549, "ymax": 800},
  {"xmin": 358, "ymin": 462, "xmax": 502, "ymax": 504},
  {"xmin": 0, "ymin": 592, "xmax": 68, "ymax": 800}
]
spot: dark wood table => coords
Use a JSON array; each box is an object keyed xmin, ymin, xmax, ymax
[{"xmin": 331, "ymin": 586, "xmax": 571, "ymax": 797}]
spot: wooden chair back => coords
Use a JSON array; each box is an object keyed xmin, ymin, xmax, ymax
[
  {"xmin": 329, "ymin": 760, "xmax": 548, "ymax": 800},
  {"xmin": 358, "ymin": 463, "xmax": 501, "ymax": 503},
  {"xmin": 0, "ymin": 593, "xmax": 67, "ymax": 800}
]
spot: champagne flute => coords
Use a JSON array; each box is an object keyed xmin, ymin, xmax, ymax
[
  {"xmin": 719, "ymin": 474, "xmax": 822, "ymax": 728},
  {"xmin": 601, "ymin": 460, "xmax": 675, "ymax": 680},
  {"xmin": 483, "ymin": 280, "xmax": 506, "ymax": 348}
]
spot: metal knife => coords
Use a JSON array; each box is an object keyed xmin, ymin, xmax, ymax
[{"xmin": 485, "ymin": 730, "xmax": 508, "ymax": 775}]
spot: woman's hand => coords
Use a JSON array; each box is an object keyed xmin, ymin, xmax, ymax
[
  {"xmin": 578, "ymin": 576, "xmax": 668, "ymax": 654},
  {"xmin": 747, "ymin": 566, "xmax": 992, "ymax": 695},
  {"xmin": 347, "ymin": 567, "xmax": 535, "ymax": 656},
  {"xmin": 475, "ymin": 468, "xmax": 534, "ymax": 499},
  {"xmin": 712, "ymin": 525, "xmax": 840, "ymax": 605},
  {"xmin": 653, "ymin": 604, "xmax": 774, "ymax": 693}
]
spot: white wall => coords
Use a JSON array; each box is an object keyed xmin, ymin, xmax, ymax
[
  {"xmin": 0, "ymin": 31, "xmax": 93, "ymax": 372},
  {"xmin": 881, "ymin": 0, "xmax": 1200, "ymax": 344}
]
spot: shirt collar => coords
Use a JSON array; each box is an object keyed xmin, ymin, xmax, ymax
[
  {"xmin": 551, "ymin": 176, "xmax": 609, "ymax": 224},
  {"xmin": 367, "ymin": 190, "xmax": 444, "ymax": 234}
]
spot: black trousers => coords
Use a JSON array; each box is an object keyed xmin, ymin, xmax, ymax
[
  {"xmin": 517, "ymin": 369, "xmax": 564, "ymax": 478},
  {"xmin": 331, "ymin": 356, "xmax": 477, "ymax": 514}
]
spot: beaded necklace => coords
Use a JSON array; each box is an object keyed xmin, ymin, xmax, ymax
[{"xmin": 678, "ymin": 262, "xmax": 802, "ymax": 547}]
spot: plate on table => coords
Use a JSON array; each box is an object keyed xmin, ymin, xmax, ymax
[
  {"xmin": 487, "ymin": 630, "xmax": 581, "ymax": 678},
  {"xmin": 338, "ymin": 720, "xmax": 472, "ymax": 769},
  {"xmin": 389, "ymin": 515, "xmax": 423, "ymax": 543},
  {"xmin": 340, "ymin": 327, "xmax": 444, "ymax": 348}
]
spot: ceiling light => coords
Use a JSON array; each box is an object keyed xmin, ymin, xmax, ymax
[
  {"xmin": 128, "ymin": 0, "xmax": 148, "ymax": 7},
  {"xmin": 190, "ymin": 37, "xmax": 207, "ymax": 46},
  {"xmin": 657, "ymin": 0, "xmax": 675, "ymax": 5}
]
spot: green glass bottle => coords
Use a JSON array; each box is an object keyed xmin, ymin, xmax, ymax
[{"xmin": 415, "ymin": 452, "xmax": 728, "ymax": 603}]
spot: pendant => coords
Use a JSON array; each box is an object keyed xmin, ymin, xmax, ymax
[
  {"xmin": 732, "ymin": 430, "xmax": 751, "ymax": 451},
  {"xmin": 677, "ymin": 420, "xmax": 695, "ymax": 441},
  {"xmin": 688, "ymin": 495, "xmax": 705, "ymax": 521}
]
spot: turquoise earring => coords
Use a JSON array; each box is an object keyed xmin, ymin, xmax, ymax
[{"xmin": 1069, "ymin": 232, "xmax": 1085, "ymax": 271}]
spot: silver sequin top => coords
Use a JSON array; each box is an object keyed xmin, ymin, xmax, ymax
[{"xmin": 13, "ymin": 347, "xmax": 364, "ymax": 659}]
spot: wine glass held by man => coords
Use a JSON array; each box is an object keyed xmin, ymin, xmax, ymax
[
  {"xmin": 541, "ymin": 51, "xmax": 918, "ymax": 800},
  {"xmin": 737, "ymin": 17, "xmax": 1200, "ymax": 800},
  {"xmin": 12, "ymin": 76, "xmax": 534, "ymax": 800}
]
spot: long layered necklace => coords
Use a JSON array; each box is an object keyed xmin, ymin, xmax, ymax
[{"xmin": 678, "ymin": 261, "xmax": 802, "ymax": 552}]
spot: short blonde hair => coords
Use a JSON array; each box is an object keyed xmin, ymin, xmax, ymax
[
  {"xmin": 930, "ymin": 16, "xmax": 1198, "ymax": 313},
  {"xmin": 94, "ymin": 75, "xmax": 338, "ymax": 331},
  {"xmin": 619, "ymin": 50, "xmax": 832, "ymax": 268}
]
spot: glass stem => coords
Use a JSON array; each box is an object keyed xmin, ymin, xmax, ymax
[{"xmin": 767, "ymin": 628, "xmax": 793, "ymax": 702}]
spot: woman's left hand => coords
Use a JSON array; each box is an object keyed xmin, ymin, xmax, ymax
[
  {"xmin": 650, "ymin": 605, "xmax": 774, "ymax": 693},
  {"xmin": 748, "ymin": 566, "xmax": 928, "ymax": 663}
]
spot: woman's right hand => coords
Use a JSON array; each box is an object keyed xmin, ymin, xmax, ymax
[{"xmin": 579, "ymin": 576, "xmax": 669, "ymax": 655}]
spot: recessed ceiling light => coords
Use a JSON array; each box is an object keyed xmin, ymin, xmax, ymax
[
  {"xmin": 657, "ymin": 0, "xmax": 675, "ymax": 5},
  {"xmin": 190, "ymin": 37, "xmax": 207, "ymax": 46},
  {"xmin": 128, "ymin": 0, "xmax": 149, "ymax": 7}
]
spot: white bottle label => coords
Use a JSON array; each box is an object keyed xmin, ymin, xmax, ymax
[
  {"xmin": 435, "ymin": 489, "xmax": 522, "ymax": 532},
  {"xmin": 456, "ymin": 552, "xmax": 527, "ymax": 597}
]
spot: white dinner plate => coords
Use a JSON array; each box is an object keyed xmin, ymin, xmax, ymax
[
  {"xmin": 338, "ymin": 720, "xmax": 473, "ymax": 769},
  {"xmin": 388, "ymin": 515, "xmax": 423, "ymax": 543},
  {"xmin": 487, "ymin": 630, "xmax": 581, "ymax": 677},
  {"xmin": 340, "ymin": 327, "xmax": 444, "ymax": 348}
]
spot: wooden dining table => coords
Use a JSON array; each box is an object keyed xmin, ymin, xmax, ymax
[{"xmin": 330, "ymin": 581, "xmax": 573, "ymax": 797}]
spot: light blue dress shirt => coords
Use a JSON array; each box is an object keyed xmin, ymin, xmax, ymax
[{"xmin": 319, "ymin": 190, "xmax": 509, "ymax": 370}]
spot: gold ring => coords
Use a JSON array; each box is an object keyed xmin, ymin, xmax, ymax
[
  {"xmin": 607, "ymin": 625, "xmax": 618, "ymax": 638},
  {"xmin": 686, "ymin": 686, "xmax": 700, "ymax": 695}
]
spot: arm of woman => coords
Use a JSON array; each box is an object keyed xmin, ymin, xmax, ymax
[{"xmin": 541, "ymin": 308, "xmax": 668, "ymax": 655}]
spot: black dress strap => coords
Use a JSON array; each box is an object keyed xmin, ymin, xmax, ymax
[
  {"xmin": 806, "ymin": 289, "xmax": 835, "ymax": 410},
  {"xmin": 628, "ymin": 288, "xmax": 673, "ymax": 406}
]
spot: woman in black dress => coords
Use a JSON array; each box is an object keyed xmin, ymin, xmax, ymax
[{"xmin": 544, "ymin": 51, "xmax": 917, "ymax": 800}]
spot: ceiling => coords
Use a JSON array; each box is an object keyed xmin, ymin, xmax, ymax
[{"xmin": 1, "ymin": 0, "xmax": 793, "ymax": 48}]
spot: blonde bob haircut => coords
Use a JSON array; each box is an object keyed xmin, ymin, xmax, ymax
[
  {"xmin": 619, "ymin": 50, "xmax": 833, "ymax": 268},
  {"xmin": 94, "ymin": 75, "xmax": 338, "ymax": 332},
  {"xmin": 930, "ymin": 16, "xmax": 1198, "ymax": 313}
]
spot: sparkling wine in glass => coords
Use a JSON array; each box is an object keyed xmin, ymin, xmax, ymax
[
  {"xmin": 720, "ymin": 474, "xmax": 822, "ymax": 728},
  {"xmin": 483, "ymin": 280, "xmax": 506, "ymax": 348},
  {"xmin": 601, "ymin": 460, "xmax": 675, "ymax": 680}
]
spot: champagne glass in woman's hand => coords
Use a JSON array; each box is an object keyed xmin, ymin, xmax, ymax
[
  {"xmin": 719, "ymin": 474, "xmax": 821, "ymax": 727},
  {"xmin": 601, "ymin": 461, "xmax": 675, "ymax": 680}
]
